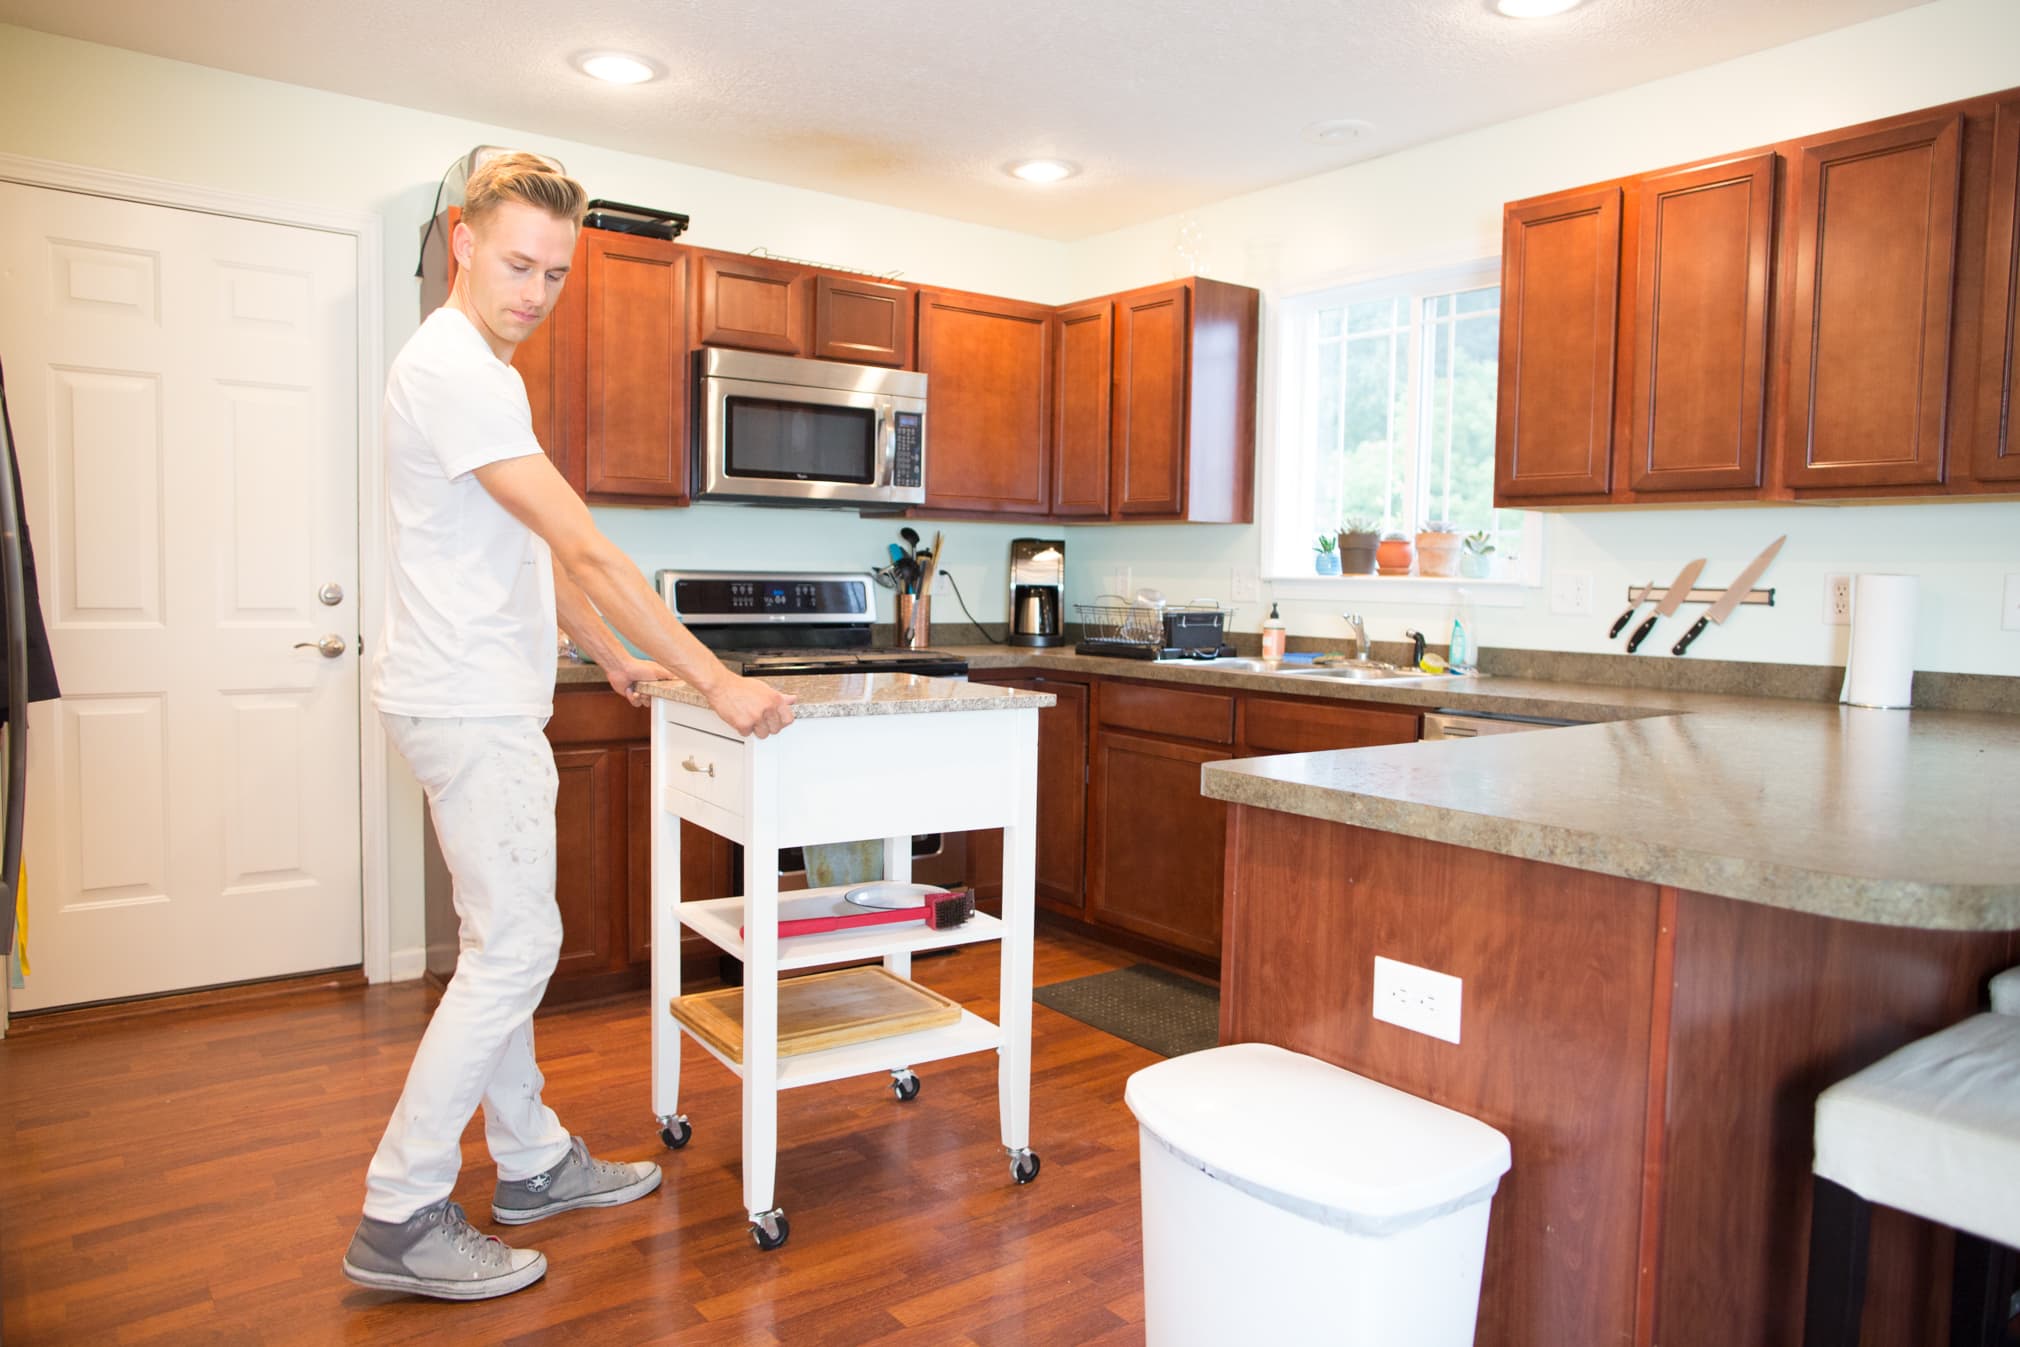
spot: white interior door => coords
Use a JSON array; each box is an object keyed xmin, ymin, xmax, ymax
[{"xmin": 0, "ymin": 182, "xmax": 362, "ymax": 1010}]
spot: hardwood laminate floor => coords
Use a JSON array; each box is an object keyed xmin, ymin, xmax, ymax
[{"xmin": 1, "ymin": 929, "xmax": 1160, "ymax": 1346}]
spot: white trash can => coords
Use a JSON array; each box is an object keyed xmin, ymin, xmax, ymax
[{"xmin": 1125, "ymin": 1042, "xmax": 1512, "ymax": 1347}]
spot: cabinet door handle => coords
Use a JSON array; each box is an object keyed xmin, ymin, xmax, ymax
[{"xmin": 682, "ymin": 756, "xmax": 716, "ymax": 778}]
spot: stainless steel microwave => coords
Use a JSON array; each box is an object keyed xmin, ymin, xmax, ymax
[{"xmin": 693, "ymin": 348, "xmax": 926, "ymax": 507}]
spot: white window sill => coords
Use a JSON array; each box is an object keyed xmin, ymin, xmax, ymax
[{"xmin": 1264, "ymin": 573, "xmax": 1536, "ymax": 608}]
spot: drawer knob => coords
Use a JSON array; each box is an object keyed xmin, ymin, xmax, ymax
[{"xmin": 682, "ymin": 756, "xmax": 716, "ymax": 778}]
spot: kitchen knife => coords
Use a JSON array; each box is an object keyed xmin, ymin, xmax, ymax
[
  {"xmin": 1607, "ymin": 583, "xmax": 1655, "ymax": 640},
  {"xmin": 1626, "ymin": 558, "xmax": 1707, "ymax": 653},
  {"xmin": 1671, "ymin": 535, "xmax": 1786, "ymax": 657}
]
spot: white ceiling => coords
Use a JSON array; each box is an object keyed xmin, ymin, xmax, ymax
[{"xmin": 0, "ymin": 0, "xmax": 1929, "ymax": 240}]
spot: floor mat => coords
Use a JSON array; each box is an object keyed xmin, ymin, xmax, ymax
[{"xmin": 1033, "ymin": 964, "xmax": 1220, "ymax": 1058}]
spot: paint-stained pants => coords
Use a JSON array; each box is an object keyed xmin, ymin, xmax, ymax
[{"xmin": 363, "ymin": 714, "xmax": 573, "ymax": 1221}]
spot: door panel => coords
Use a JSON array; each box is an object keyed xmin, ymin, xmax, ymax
[
  {"xmin": 1628, "ymin": 154, "xmax": 1776, "ymax": 492},
  {"xmin": 1112, "ymin": 285, "xmax": 1189, "ymax": 517},
  {"xmin": 694, "ymin": 252, "xmax": 808, "ymax": 356},
  {"xmin": 812, "ymin": 274, "xmax": 913, "ymax": 368},
  {"xmin": 1051, "ymin": 301, "xmax": 1112, "ymax": 517},
  {"xmin": 1496, "ymin": 187, "xmax": 1621, "ymax": 501},
  {"xmin": 964, "ymin": 675, "xmax": 1089, "ymax": 915},
  {"xmin": 1977, "ymin": 98, "xmax": 2020, "ymax": 483},
  {"xmin": 584, "ymin": 232, "xmax": 688, "ymax": 500},
  {"xmin": 916, "ymin": 289, "xmax": 1052, "ymax": 513},
  {"xmin": 551, "ymin": 746, "xmax": 619, "ymax": 985},
  {"xmin": 1086, "ymin": 730, "xmax": 1230, "ymax": 957},
  {"xmin": 0, "ymin": 182, "xmax": 361, "ymax": 1009},
  {"xmin": 1782, "ymin": 115, "xmax": 1962, "ymax": 490}
]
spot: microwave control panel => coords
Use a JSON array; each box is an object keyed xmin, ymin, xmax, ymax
[{"xmin": 892, "ymin": 411, "xmax": 923, "ymax": 488}]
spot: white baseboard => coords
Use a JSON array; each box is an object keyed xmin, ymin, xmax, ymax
[{"xmin": 385, "ymin": 946, "xmax": 429, "ymax": 983}]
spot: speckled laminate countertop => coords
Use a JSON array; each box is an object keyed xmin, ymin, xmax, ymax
[
  {"xmin": 567, "ymin": 648, "xmax": 2020, "ymax": 929},
  {"xmin": 636, "ymin": 670, "xmax": 1054, "ymax": 719}
]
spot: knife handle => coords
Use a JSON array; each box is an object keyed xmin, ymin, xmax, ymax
[
  {"xmin": 1626, "ymin": 612, "xmax": 1659, "ymax": 653},
  {"xmin": 1671, "ymin": 616, "xmax": 1710, "ymax": 657},
  {"xmin": 1608, "ymin": 606, "xmax": 1638, "ymax": 639}
]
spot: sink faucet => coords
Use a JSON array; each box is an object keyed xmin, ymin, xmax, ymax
[{"xmin": 1341, "ymin": 612, "xmax": 1369, "ymax": 662}]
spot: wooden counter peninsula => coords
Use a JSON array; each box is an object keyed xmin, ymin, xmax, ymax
[{"xmin": 1202, "ymin": 702, "xmax": 2020, "ymax": 1347}]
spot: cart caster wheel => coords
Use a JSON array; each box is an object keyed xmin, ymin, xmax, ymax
[
  {"xmin": 658, "ymin": 1116, "xmax": 691, "ymax": 1150},
  {"xmin": 890, "ymin": 1070, "xmax": 921, "ymax": 1102},
  {"xmin": 750, "ymin": 1209, "xmax": 789, "ymax": 1251},
  {"xmin": 1009, "ymin": 1149, "xmax": 1041, "ymax": 1185}
]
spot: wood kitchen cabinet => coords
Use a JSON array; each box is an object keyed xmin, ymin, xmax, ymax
[
  {"xmin": 1781, "ymin": 114, "xmax": 1962, "ymax": 492},
  {"xmin": 916, "ymin": 287, "xmax": 1055, "ymax": 514},
  {"xmin": 1050, "ymin": 300, "xmax": 1113, "ymax": 517},
  {"xmin": 812, "ymin": 273, "xmax": 914, "ymax": 368},
  {"xmin": 582, "ymin": 230, "xmax": 690, "ymax": 501},
  {"xmin": 1494, "ymin": 186, "xmax": 1621, "ymax": 502},
  {"xmin": 1627, "ymin": 153, "xmax": 1776, "ymax": 494},
  {"xmin": 690, "ymin": 249, "xmax": 810, "ymax": 356},
  {"xmin": 1104, "ymin": 278, "xmax": 1259, "ymax": 522},
  {"xmin": 962, "ymin": 671, "xmax": 1091, "ymax": 915},
  {"xmin": 1974, "ymin": 95, "xmax": 2020, "ymax": 484},
  {"xmin": 1497, "ymin": 84, "xmax": 2020, "ymax": 506}
]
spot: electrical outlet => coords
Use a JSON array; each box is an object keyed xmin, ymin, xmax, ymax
[
  {"xmin": 1549, "ymin": 571, "xmax": 1593, "ymax": 617},
  {"xmin": 2005, "ymin": 574, "xmax": 2020, "ymax": 632},
  {"xmin": 1823, "ymin": 574, "xmax": 1853, "ymax": 626},
  {"xmin": 1231, "ymin": 567, "xmax": 1262, "ymax": 604},
  {"xmin": 1372, "ymin": 955, "xmax": 1462, "ymax": 1044}
]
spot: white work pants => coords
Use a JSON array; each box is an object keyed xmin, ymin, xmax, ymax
[{"xmin": 363, "ymin": 714, "xmax": 574, "ymax": 1221}]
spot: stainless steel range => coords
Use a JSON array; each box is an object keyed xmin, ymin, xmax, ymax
[{"xmin": 656, "ymin": 569, "xmax": 968, "ymax": 678}]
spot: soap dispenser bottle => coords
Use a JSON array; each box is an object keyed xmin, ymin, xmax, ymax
[{"xmin": 1261, "ymin": 602, "xmax": 1287, "ymax": 660}]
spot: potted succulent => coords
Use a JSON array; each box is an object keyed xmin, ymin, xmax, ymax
[
  {"xmin": 1460, "ymin": 530, "xmax": 1496, "ymax": 579},
  {"xmin": 1313, "ymin": 533, "xmax": 1342, "ymax": 575},
  {"xmin": 1336, "ymin": 516, "xmax": 1380, "ymax": 575},
  {"xmin": 1415, "ymin": 520, "xmax": 1463, "ymax": 578},
  {"xmin": 1375, "ymin": 531, "xmax": 1415, "ymax": 576}
]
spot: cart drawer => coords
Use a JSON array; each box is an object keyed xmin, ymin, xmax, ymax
[{"xmin": 663, "ymin": 721, "xmax": 746, "ymax": 817}]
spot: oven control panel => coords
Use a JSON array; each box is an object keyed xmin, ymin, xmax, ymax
[{"xmin": 658, "ymin": 571, "xmax": 872, "ymax": 623}]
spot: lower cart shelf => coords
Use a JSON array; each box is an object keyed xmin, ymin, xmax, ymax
[{"xmin": 676, "ymin": 1005, "xmax": 1004, "ymax": 1090}]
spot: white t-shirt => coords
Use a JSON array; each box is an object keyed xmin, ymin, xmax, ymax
[{"xmin": 372, "ymin": 307, "xmax": 557, "ymax": 718}]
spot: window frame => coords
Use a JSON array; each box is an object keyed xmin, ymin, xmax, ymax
[{"xmin": 1261, "ymin": 260, "xmax": 1541, "ymax": 605}]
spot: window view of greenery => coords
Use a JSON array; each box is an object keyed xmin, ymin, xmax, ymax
[{"xmin": 1304, "ymin": 281, "xmax": 1521, "ymax": 563}]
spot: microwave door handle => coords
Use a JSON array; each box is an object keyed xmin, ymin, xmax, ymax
[{"xmin": 878, "ymin": 405, "xmax": 896, "ymax": 482}]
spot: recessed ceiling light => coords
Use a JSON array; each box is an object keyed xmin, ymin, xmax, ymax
[
  {"xmin": 1303, "ymin": 118, "xmax": 1374, "ymax": 146},
  {"xmin": 574, "ymin": 51, "xmax": 661, "ymax": 85},
  {"xmin": 1006, "ymin": 159, "xmax": 1079, "ymax": 184},
  {"xmin": 1495, "ymin": 0, "xmax": 1584, "ymax": 17}
]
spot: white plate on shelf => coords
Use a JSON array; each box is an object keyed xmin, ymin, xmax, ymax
[{"xmin": 843, "ymin": 881, "xmax": 938, "ymax": 910}]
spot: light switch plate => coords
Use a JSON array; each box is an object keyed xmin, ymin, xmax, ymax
[
  {"xmin": 1549, "ymin": 572, "xmax": 1593, "ymax": 616},
  {"xmin": 1373, "ymin": 955, "xmax": 1462, "ymax": 1044}
]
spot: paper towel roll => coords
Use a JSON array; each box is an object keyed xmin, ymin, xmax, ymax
[{"xmin": 1840, "ymin": 574, "xmax": 1918, "ymax": 709}]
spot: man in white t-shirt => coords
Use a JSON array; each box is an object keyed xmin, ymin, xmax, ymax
[{"xmin": 342, "ymin": 154, "xmax": 796, "ymax": 1302}]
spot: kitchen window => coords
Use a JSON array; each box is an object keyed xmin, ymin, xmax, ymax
[{"xmin": 1268, "ymin": 262, "xmax": 1538, "ymax": 586}]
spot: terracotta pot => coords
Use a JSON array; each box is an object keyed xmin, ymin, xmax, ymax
[
  {"xmin": 1415, "ymin": 532, "xmax": 1462, "ymax": 578},
  {"xmin": 1376, "ymin": 535, "xmax": 1415, "ymax": 576},
  {"xmin": 1337, "ymin": 531, "xmax": 1380, "ymax": 575}
]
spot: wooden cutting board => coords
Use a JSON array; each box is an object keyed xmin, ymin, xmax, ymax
[{"xmin": 670, "ymin": 966, "xmax": 962, "ymax": 1063}]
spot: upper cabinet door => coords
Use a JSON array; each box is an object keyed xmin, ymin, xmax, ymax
[
  {"xmin": 1112, "ymin": 284, "xmax": 1190, "ymax": 517},
  {"xmin": 693, "ymin": 252, "xmax": 808, "ymax": 356},
  {"xmin": 915, "ymin": 289, "xmax": 1053, "ymax": 514},
  {"xmin": 1495, "ymin": 186, "xmax": 1622, "ymax": 501},
  {"xmin": 1977, "ymin": 98, "xmax": 2020, "ymax": 483},
  {"xmin": 583, "ymin": 232, "xmax": 689, "ymax": 502},
  {"xmin": 1782, "ymin": 115, "xmax": 1962, "ymax": 490},
  {"xmin": 1628, "ymin": 154, "xmax": 1776, "ymax": 493},
  {"xmin": 1051, "ymin": 300, "xmax": 1113, "ymax": 518},
  {"xmin": 811, "ymin": 274, "xmax": 914, "ymax": 368}
]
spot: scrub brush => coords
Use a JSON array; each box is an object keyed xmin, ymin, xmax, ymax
[{"xmin": 741, "ymin": 889, "xmax": 976, "ymax": 938}]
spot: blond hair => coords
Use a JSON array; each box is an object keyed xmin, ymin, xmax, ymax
[{"xmin": 462, "ymin": 153, "xmax": 587, "ymax": 229}]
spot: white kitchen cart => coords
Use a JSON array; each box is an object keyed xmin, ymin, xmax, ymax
[{"xmin": 645, "ymin": 674, "xmax": 1050, "ymax": 1250}]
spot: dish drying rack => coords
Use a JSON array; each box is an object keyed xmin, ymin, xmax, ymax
[{"xmin": 1074, "ymin": 595, "xmax": 1229, "ymax": 657}]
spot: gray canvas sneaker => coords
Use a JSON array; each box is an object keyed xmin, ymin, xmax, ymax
[
  {"xmin": 341, "ymin": 1198, "xmax": 546, "ymax": 1301},
  {"xmin": 492, "ymin": 1135, "xmax": 662, "ymax": 1225}
]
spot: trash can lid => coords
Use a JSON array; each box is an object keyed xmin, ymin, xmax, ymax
[{"xmin": 1124, "ymin": 1042, "xmax": 1511, "ymax": 1235}]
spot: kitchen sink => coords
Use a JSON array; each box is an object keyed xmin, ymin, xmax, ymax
[{"xmin": 1277, "ymin": 662, "xmax": 1451, "ymax": 683}]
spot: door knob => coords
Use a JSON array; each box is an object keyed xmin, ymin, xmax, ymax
[{"xmin": 294, "ymin": 635, "xmax": 347, "ymax": 658}]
